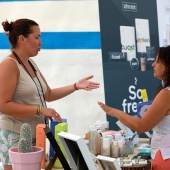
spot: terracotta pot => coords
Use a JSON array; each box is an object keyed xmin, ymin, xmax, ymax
[{"xmin": 9, "ymin": 146, "xmax": 44, "ymax": 170}]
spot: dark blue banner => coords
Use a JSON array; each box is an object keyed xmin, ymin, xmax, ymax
[{"xmin": 98, "ymin": 0, "xmax": 159, "ymax": 137}]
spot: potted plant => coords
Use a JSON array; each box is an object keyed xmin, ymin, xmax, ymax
[{"xmin": 8, "ymin": 123, "xmax": 44, "ymax": 170}]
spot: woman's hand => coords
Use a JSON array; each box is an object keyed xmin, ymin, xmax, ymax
[
  {"xmin": 76, "ymin": 75, "xmax": 100, "ymax": 91},
  {"xmin": 98, "ymin": 101, "xmax": 115, "ymax": 117},
  {"xmin": 40, "ymin": 107, "xmax": 62, "ymax": 122}
]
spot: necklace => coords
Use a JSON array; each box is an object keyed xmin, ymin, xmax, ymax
[{"xmin": 12, "ymin": 51, "xmax": 47, "ymax": 108}]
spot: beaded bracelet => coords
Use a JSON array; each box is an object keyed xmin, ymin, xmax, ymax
[
  {"xmin": 36, "ymin": 105, "xmax": 42, "ymax": 117},
  {"xmin": 74, "ymin": 83, "xmax": 79, "ymax": 90}
]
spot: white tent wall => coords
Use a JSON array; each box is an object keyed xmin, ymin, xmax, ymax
[{"xmin": 0, "ymin": 0, "xmax": 106, "ymax": 137}]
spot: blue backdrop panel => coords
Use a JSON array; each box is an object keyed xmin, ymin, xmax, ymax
[{"xmin": 98, "ymin": 0, "xmax": 160, "ymax": 137}]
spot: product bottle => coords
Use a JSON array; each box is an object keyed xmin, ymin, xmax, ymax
[
  {"xmin": 102, "ymin": 138, "xmax": 110, "ymax": 157},
  {"xmin": 104, "ymin": 121, "xmax": 109, "ymax": 131},
  {"xmin": 89, "ymin": 126, "xmax": 98, "ymax": 155},
  {"xmin": 118, "ymin": 140, "xmax": 124, "ymax": 157},
  {"xmin": 100, "ymin": 134, "xmax": 106, "ymax": 155},
  {"xmin": 97, "ymin": 130, "xmax": 102, "ymax": 155},
  {"xmin": 112, "ymin": 140, "xmax": 120, "ymax": 158},
  {"xmin": 140, "ymin": 54, "xmax": 146, "ymax": 71},
  {"xmin": 101, "ymin": 122, "xmax": 106, "ymax": 132},
  {"xmin": 106, "ymin": 135, "xmax": 113, "ymax": 157}
]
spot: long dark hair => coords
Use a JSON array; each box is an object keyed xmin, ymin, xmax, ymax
[{"xmin": 155, "ymin": 46, "xmax": 170, "ymax": 96}]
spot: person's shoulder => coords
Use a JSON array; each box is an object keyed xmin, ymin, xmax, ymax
[
  {"xmin": 0, "ymin": 56, "xmax": 18, "ymax": 71},
  {"xmin": 158, "ymin": 88, "xmax": 170, "ymax": 99},
  {"xmin": 1, "ymin": 56, "xmax": 18, "ymax": 64}
]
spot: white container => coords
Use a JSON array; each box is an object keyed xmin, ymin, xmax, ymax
[
  {"xmin": 118, "ymin": 140, "xmax": 124, "ymax": 157},
  {"xmin": 101, "ymin": 134, "xmax": 107, "ymax": 155},
  {"xmin": 102, "ymin": 138, "xmax": 110, "ymax": 157},
  {"xmin": 112, "ymin": 141, "xmax": 120, "ymax": 158},
  {"xmin": 106, "ymin": 135, "xmax": 113, "ymax": 157},
  {"xmin": 97, "ymin": 130, "xmax": 102, "ymax": 155},
  {"xmin": 89, "ymin": 127, "xmax": 98, "ymax": 155}
]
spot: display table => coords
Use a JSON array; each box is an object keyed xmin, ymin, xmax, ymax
[
  {"xmin": 121, "ymin": 138, "xmax": 151, "ymax": 170},
  {"xmin": 121, "ymin": 162, "xmax": 151, "ymax": 170},
  {"xmin": 49, "ymin": 138, "xmax": 150, "ymax": 170}
]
